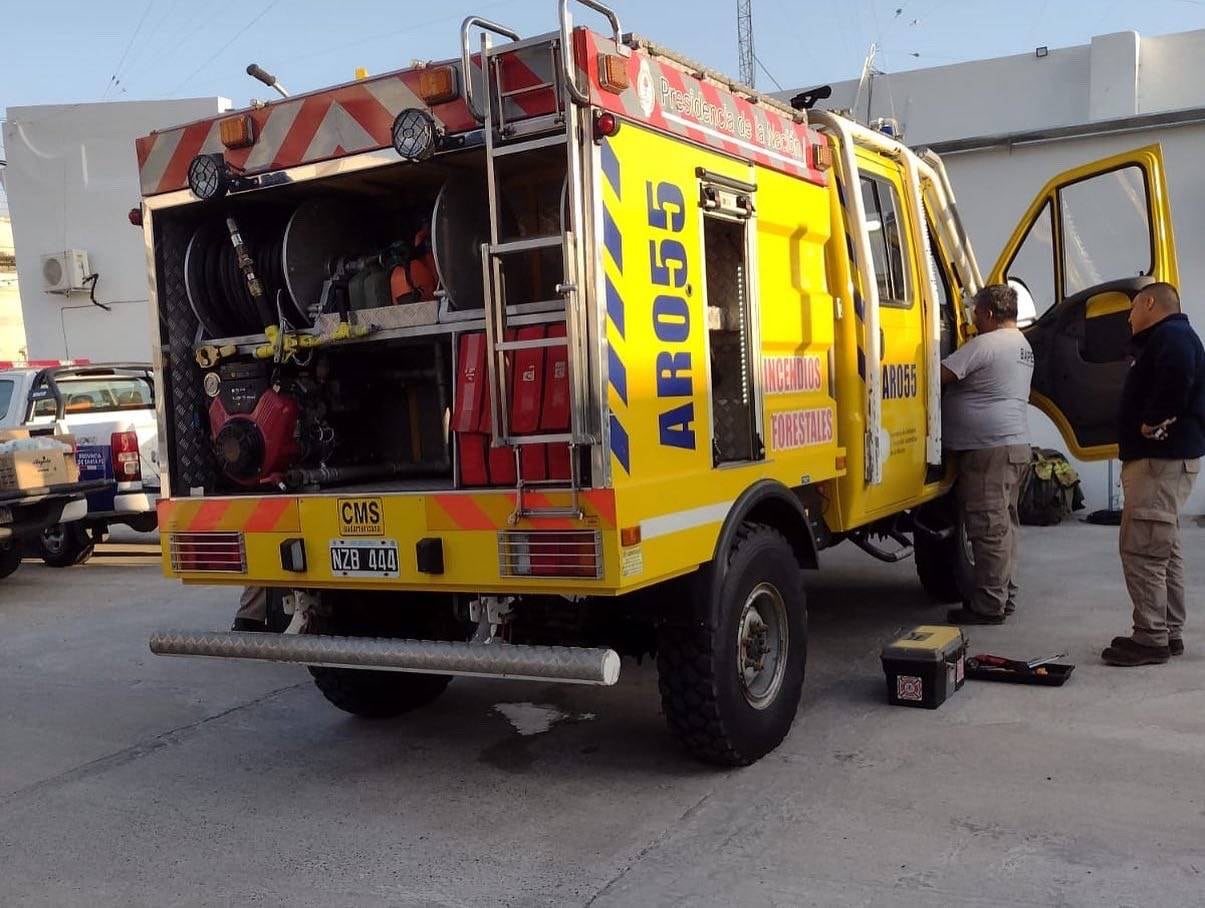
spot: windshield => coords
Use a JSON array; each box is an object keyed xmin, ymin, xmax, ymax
[{"xmin": 29, "ymin": 375, "xmax": 155, "ymax": 418}]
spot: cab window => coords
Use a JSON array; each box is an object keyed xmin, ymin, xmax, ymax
[
  {"xmin": 1059, "ymin": 165, "xmax": 1151, "ymax": 297},
  {"xmin": 860, "ymin": 174, "xmax": 912, "ymax": 308},
  {"xmin": 0, "ymin": 380, "xmax": 14, "ymax": 424},
  {"xmin": 1004, "ymin": 200, "xmax": 1055, "ymax": 324}
]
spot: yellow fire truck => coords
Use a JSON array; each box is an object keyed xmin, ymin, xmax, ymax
[{"xmin": 139, "ymin": 1, "xmax": 1177, "ymax": 764}]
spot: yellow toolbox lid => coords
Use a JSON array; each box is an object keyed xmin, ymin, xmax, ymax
[{"xmin": 881, "ymin": 625, "xmax": 966, "ymax": 662}]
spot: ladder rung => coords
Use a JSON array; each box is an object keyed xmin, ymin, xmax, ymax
[
  {"xmin": 491, "ymin": 134, "xmax": 568, "ymax": 156},
  {"xmin": 500, "ymin": 432, "xmax": 574, "ymax": 446},
  {"xmin": 499, "ymin": 81, "xmax": 556, "ymax": 100},
  {"xmin": 490, "ymin": 236, "xmax": 563, "ymax": 255},
  {"xmin": 495, "ymin": 336, "xmax": 569, "ymax": 352}
]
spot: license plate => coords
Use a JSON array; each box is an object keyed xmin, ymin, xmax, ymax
[{"xmin": 329, "ymin": 539, "xmax": 400, "ymax": 578}]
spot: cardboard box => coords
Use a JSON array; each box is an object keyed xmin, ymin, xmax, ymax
[{"xmin": 0, "ymin": 432, "xmax": 79, "ymax": 491}]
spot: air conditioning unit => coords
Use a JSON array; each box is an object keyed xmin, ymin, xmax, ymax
[{"xmin": 40, "ymin": 250, "xmax": 92, "ymax": 294}]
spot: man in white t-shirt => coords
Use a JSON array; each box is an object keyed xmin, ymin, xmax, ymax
[{"xmin": 940, "ymin": 284, "xmax": 1034, "ymax": 625}]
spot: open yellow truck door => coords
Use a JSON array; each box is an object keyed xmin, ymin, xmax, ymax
[{"xmin": 988, "ymin": 144, "xmax": 1178, "ymax": 460}]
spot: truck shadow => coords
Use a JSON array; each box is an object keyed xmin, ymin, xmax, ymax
[{"xmin": 288, "ymin": 556, "xmax": 945, "ymax": 780}]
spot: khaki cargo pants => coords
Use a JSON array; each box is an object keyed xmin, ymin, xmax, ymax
[
  {"xmin": 955, "ymin": 445, "xmax": 1030, "ymax": 617},
  {"xmin": 1120, "ymin": 458, "xmax": 1201, "ymax": 648},
  {"xmin": 236, "ymin": 586, "xmax": 268, "ymax": 622}
]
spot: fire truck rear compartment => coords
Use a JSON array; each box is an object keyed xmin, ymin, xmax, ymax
[{"xmin": 153, "ymin": 146, "xmax": 575, "ymax": 496}]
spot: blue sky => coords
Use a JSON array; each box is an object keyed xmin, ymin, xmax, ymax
[
  {"xmin": 1, "ymin": 0, "xmax": 1202, "ymax": 112},
  {"xmin": 0, "ymin": 0, "xmax": 1202, "ymax": 206}
]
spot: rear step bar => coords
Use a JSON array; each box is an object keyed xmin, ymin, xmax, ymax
[{"xmin": 149, "ymin": 631, "xmax": 621, "ymax": 686}]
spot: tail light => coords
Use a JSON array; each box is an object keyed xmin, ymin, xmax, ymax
[
  {"xmin": 111, "ymin": 431, "xmax": 142, "ymax": 482},
  {"xmin": 169, "ymin": 532, "xmax": 247, "ymax": 573},
  {"xmin": 498, "ymin": 530, "xmax": 602, "ymax": 579}
]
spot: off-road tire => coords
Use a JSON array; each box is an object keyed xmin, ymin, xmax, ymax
[
  {"xmin": 307, "ymin": 599, "xmax": 455, "ymax": 719},
  {"xmin": 914, "ymin": 512, "xmax": 974, "ymax": 604},
  {"xmin": 0, "ymin": 541, "xmax": 22, "ymax": 579},
  {"xmin": 309, "ymin": 668, "xmax": 451, "ymax": 719},
  {"xmin": 38, "ymin": 523, "xmax": 95, "ymax": 568},
  {"xmin": 656, "ymin": 523, "xmax": 807, "ymax": 767}
]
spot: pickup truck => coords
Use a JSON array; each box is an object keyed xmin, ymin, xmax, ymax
[
  {"xmin": 0, "ymin": 362, "xmax": 159, "ymax": 566},
  {"xmin": 0, "ymin": 475, "xmax": 108, "ymax": 578}
]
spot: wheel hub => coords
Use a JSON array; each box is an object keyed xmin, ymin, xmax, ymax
[{"xmin": 736, "ymin": 582, "xmax": 789, "ymax": 709}]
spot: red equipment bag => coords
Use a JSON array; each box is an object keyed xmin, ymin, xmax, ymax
[{"xmin": 542, "ymin": 322, "xmax": 571, "ymax": 480}]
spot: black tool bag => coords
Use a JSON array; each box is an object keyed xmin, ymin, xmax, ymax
[{"xmin": 1018, "ymin": 447, "xmax": 1086, "ymax": 526}]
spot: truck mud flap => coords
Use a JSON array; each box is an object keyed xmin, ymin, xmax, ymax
[{"xmin": 149, "ymin": 630, "xmax": 621, "ymax": 686}]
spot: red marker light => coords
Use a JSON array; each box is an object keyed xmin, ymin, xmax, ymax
[
  {"xmin": 128, "ymin": 207, "xmax": 143, "ymax": 227},
  {"xmin": 593, "ymin": 111, "xmax": 619, "ymax": 141}
]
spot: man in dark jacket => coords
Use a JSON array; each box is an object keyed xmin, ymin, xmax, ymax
[{"xmin": 1102, "ymin": 282, "xmax": 1205, "ymax": 666}]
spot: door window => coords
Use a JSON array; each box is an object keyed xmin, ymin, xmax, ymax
[
  {"xmin": 1004, "ymin": 200, "xmax": 1055, "ymax": 324},
  {"xmin": 1059, "ymin": 165, "xmax": 1151, "ymax": 297},
  {"xmin": 860, "ymin": 174, "xmax": 912, "ymax": 308},
  {"xmin": 924, "ymin": 220, "xmax": 958, "ymax": 357},
  {"xmin": 703, "ymin": 213, "xmax": 760, "ymax": 464}
]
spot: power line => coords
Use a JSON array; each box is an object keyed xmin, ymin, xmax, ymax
[
  {"xmin": 102, "ymin": 1, "xmax": 155, "ymax": 100},
  {"xmin": 753, "ymin": 53, "xmax": 783, "ymax": 91},
  {"xmin": 168, "ymin": 0, "xmax": 283, "ymax": 96}
]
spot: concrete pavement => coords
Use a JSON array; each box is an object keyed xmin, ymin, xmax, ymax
[{"xmin": 1, "ymin": 523, "xmax": 1203, "ymax": 906}]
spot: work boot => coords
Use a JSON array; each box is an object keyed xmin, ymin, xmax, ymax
[
  {"xmin": 946, "ymin": 607, "xmax": 1005, "ymax": 626},
  {"xmin": 231, "ymin": 617, "xmax": 269, "ymax": 632},
  {"xmin": 1169, "ymin": 638, "xmax": 1184, "ymax": 657},
  {"xmin": 1101, "ymin": 639, "xmax": 1169, "ymax": 666}
]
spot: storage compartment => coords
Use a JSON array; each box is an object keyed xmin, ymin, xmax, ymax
[
  {"xmin": 881, "ymin": 625, "xmax": 966, "ymax": 709},
  {"xmin": 151, "ymin": 144, "xmax": 576, "ymax": 497}
]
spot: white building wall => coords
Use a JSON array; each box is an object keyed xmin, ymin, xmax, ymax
[
  {"xmin": 2, "ymin": 98, "xmax": 228, "ymax": 363},
  {"xmin": 0, "ymin": 217, "xmax": 26, "ymax": 360},
  {"xmin": 785, "ymin": 27, "xmax": 1205, "ymax": 513}
]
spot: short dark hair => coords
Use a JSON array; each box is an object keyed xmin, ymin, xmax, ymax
[
  {"xmin": 974, "ymin": 284, "xmax": 1018, "ymax": 321},
  {"xmin": 1145, "ymin": 281, "xmax": 1181, "ymax": 312}
]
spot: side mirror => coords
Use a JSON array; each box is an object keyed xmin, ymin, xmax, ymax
[{"xmin": 1009, "ymin": 278, "xmax": 1037, "ymax": 328}]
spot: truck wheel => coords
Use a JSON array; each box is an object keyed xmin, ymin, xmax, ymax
[
  {"xmin": 307, "ymin": 602, "xmax": 453, "ymax": 719},
  {"xmin": 914, "ymin": 514, "xmax": 974, "ymax": 604},
  {"xmin": 656, "ymin": 523, "xmax": 807, "ymax": 767},
  {"xmin": 38, "ymin": 523, "xmax": 95, "ymax": 568},
  {"xmin": 0, "ymin": 541, "xmax": 22, "ymax": 578},
  {"xmin": 309, "ymin": 668, "xmax": 450, "ymax": 719}
]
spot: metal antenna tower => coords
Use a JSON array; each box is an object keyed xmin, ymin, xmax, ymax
[{"xmin": 737, "ymin": 0, "xmax": 755, "ymax": 87}]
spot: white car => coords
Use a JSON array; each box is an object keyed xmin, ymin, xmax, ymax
[{"xmin": 0, "ymin": 362, "xmax": 159, "ymax": 565}]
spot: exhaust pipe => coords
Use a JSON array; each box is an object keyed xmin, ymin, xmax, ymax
[{"xmin": 149, "ymin": 630, "xmax": 621, "ymax": 686}]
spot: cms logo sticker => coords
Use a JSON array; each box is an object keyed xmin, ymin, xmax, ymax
[
  {"xmin": 338, "ymin": 497, "xmax": 383, "ymax": 537},
  {"xmin": 882, "ymin": 363, "xmax": 919, "ymax": 400}
]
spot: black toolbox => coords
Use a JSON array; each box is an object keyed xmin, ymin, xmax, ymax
[{"xmin": 881, "ymin": 625, "xmax": 967, "ymax": 709}]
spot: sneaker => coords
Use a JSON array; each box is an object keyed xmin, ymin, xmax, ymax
[
  {"xmin": 946, "ymin": 607, "xmax": 1005, "ymax": 626},
  {"xmin": 1101, "ymin": 641, "xmax": 1169, "ymax": 666},
  {"xmin": 1169, "ymin": 638, "xmax": 1184, "ymax": 657}
]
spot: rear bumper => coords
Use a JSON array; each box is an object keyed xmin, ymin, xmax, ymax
[
  {"xmin": 113, "ymin": 490, "xmax": 159, "ymax": 515},
  {"xmin": 149, "ymin": 629, "xmax": 620, "ymax": 686}
]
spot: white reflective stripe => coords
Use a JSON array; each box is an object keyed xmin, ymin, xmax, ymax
[
  {"xmin": 140, "ymin": 130, "xmax": 183, "ymax": 193},
  {"xmin": 642, "ymin": 500, "xmax": 734, "ymax": 541},
  {"xmin": 662, "ymin": 112, "xmax": 806, "ymax": 170},
  {"xmin": 198, "ymin": 120, "xmax": 224, "ymax": 156},
  {"xmin": 303, "ymin": 103, "xmax": 379, "ymax": 160},
  {"xmin": 245, "ymin": 100, "xmax": 304, "ymax": 170},
  {"xmin": 363, "ymin": 76, "xmax": 424, "ymax": 118}
]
